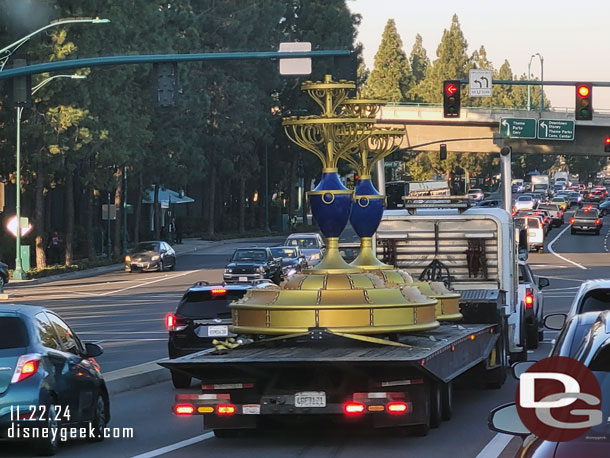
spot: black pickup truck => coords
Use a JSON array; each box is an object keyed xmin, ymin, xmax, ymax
[{"xmin": 571, "ymin": 208, "xmax": 602, "ymax": 235}]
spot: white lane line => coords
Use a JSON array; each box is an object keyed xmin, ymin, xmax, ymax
[
  {"xmin": 475, "ymin": 433, "xmax": 514, "ymax": 458},
  {"xmin": 604, "ymin": 226, "xmax": 610, "ymax": 252},
  {"xmin": 100, "ymin": 270, "xmax": 199, "ymax": 296},
  {"xmin": 547, "ymin": 225, "xmax": 587, "ymax": 270},
  {"xmin": 131, "ymin": 432, "xmax": 214, "ymax": 458},
  {"xmin": 543, "ymin": 286, "xmax": 580, "ymax": 292}
]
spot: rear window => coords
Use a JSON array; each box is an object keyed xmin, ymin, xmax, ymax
[
  {"xmin": 527, "ymin": 218, "xmax": 540, "ymax": 229},
  {"xmin": 177, "ymin": 290, "xmax": 248, "ymax": 319},
  {"xmin": 579, "ymin": 289, "xmax": 610, "ymax": 314},
  {"xmin": 575, "ymin": 210, "xmax": 598, "ymax": 218},
  {"xmin": 0, "ymin": 317, "xmax": 29, "ymax": 349},
  {"xmin": 518, "ymin": 196, "xmax": 531, "ymax": 201}
]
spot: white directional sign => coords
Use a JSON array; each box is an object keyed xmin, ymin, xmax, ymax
[{"xmin": 469, "ymin": 69, "xmax": 492, "ymax": 97}]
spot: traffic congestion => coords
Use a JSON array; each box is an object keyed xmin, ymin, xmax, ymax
[{"xmin": 1, "ymin": 2, "xmax": 610, "ymax": 458}]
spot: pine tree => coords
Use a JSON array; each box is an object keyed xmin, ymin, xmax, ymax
[
  {"xmin": 408, "ymin": 34, "xmax": 429, "ymax": 102},
  {"xmin": 363, "ymin": 19, "xmax": 412, "ymax": 102}
]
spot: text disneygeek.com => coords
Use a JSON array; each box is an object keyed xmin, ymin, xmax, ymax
[{"xmin": 8, "ymin": 423, "xmax": 134, "ymax": 442}]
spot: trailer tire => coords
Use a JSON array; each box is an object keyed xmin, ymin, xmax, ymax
[
  {"xmin": 429, "ymin": 383, "xmax": 442, "ymax": 428},
  {"xmin": 440, "ymin": 382, "xmax": 453, "ymax": 421},
  {"xmin": 171, "ymin": 371, "xmax": 192, "ymax": 389}
]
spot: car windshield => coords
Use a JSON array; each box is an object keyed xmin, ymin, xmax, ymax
[
  {"xmin": 232, "ymin": 250, "xmax": 267, "ymax": 261},
  {"xmin": 177, "ymin": 290, "xmax": 248, "ymax": 319},
  {"xmin": 0, "ymin": 317, "xmax": 29, "ymax": 349},
  {"xmin": 270, "ymin": 248, "xmax": 297, "ymax": 258},
  {"xmin": 579, "ymin": 289, "xmax": 610, "ymax": 314},
  {"xmin": 135, "ymin": 242, "xmax": 159, "ymax": 252},
  {"xmin": 287, "ymin": 238, "xmax": 318, "ymax": 249}
]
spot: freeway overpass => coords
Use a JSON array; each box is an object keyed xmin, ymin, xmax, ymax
[{"xmin": 376, "ymin": 104, "xmax": 610, "ymax": 156}]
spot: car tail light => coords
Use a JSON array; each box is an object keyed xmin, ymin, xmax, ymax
[
  {"xmin": 570, "ymin": 218, "xmax": 575, "ymax": 224},
  {"xmin": 166, "ymin": 314, "xmax": 176, "ymax": 329},
  {"xmin": 386, "ymin": 401, "xmax": 409, "ymax": 414},
  {"xmin": 175, "ymin": 404, "xmax": 195, "ymax": 415},
  {"xmin": 211, "ymin": 288, "xmax": 227, "ymax": 296},
  {"xmin": 525, "ymin": 288, "xmax": 534, "ymax": 309},
  {"xmin": 343, "ymin": 402, "xmax": 366, "ymax": 416},
  {"xmin": 11, "ymin": 354, "xmax": 41, "ymax": 384},
  {"xmin": 596, "ymin": 219, "xmax": 601, "ymax": 225},
  {"xmin": 217, "ymin": 404, "xmax": 236, "ymax": 415}
]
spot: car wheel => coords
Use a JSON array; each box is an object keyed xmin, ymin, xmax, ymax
[
  {"xmin": 159, "ymin": 260, "xmax": 164, "ymax": 272},
  {"xmin": 35, "ymin": 403, "xmax": 59, "ymax": 456},
  {"xmin": 440, "ymin": 382, "xmax": 453, "ymax": 421},
  {"xmin": 169, "ymin": 259, "xmax": 176, "ymax": 271},
  {"xmin": 88, "ymin": 394, "xmax": 107, "ymax": 442},
  {"xmin": 171, "ymin": 371, "xmax": 192, "ymax": 389},
  {"xmin": 429, "ymin": 383, "xmax": 442, "ymax": 428},
  {"xmin": 526, "ymin": 322, "xmax": 539, "ymax": 350},
  {"xmin": 571, "ymin": 228, "xmax": 576, "ymax": 235}
]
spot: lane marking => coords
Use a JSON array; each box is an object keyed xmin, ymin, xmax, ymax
[
  {"xmin": 131, "ymin": 432, "xmax": 214, "ymax": 458},
  {"xmin": 543, "ymin": 286, "xmax": 580, "ymax": 292},
  {"xmin": 547, "ymin": 224, "xmax": 587, "ymax": 270},
  {"xmin": 604, "ymin": 226, "xmax": 610, "ymax": 252},
  {"xmin": 475, "ymin": 433, "xmax": 514, "ymax": 458},
  {"xmin": 99, "ymin": 270, "xmax": 199, "ymax": 296},
  {"xmin": 542, "ymin": 276, "xmax": 584, "ymax": 282}
]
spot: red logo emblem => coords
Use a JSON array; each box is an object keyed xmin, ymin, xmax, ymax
[{"xmin": 516, "ymin": 356, "xmax": 602, "ymax": 442}]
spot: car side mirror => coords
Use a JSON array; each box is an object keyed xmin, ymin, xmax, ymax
[
  {"xmin": 544, "ymin": 313, "xmax": 567, "ymax": 331},
  {"xmin": 84, "ymin": 342, "xmax": 104, "ymax": 358},
  {"xmin": 488, "ymin": 403, "xmax": 530, "ymax": 437},
  {"xmin": 538, "ymin": 277, "xmax": 550, "ymax": 289}
]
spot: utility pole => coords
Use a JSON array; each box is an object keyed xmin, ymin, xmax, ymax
[
  {"xmin": 122, "ymin": 166, "xmax": 128, "ymax": 254},
  {"xmin": 264, "ymin": 144, "xmax": 270, "ymax": 233},
  {"xmin": 107, "ymin": 192, "xmax": 112, "ymax": 258}
]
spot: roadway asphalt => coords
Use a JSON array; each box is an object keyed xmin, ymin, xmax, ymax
[{"xmin": 1, "ymin": 214, "xmax": 607, "ymax": 458}]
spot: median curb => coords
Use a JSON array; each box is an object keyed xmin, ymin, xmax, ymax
[{"xmin": 105, "ymin": 361, "xmax": 171, "ymax": 396}]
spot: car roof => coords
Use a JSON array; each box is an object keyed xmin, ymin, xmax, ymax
[
  {"xmin": 569, "ymin": 280, "xmax": 610, "ymax": 316},
  {"xmin": 0, "ymin": 304, "xmax": 48, "ymax": 316},
  {"xmin": 186, "ymin": 282, "xmax": 253, "ymax": 293},
  {"xmin": 286, "ymin": 233, "xmax": 319, "ymax": 238}
]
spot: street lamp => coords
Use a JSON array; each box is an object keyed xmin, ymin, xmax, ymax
[
  {"xmin": 0, "ymin": 17, "xmax": 110, "ymax": 71},
  {"xmin": 527, "ymin": 53, "xmax": 544, "ymax": 111},
  {"xmin": 12, "ymin": 73, "xmax": 86, "ymax": 280}
]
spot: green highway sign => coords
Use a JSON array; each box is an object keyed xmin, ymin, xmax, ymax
[
  {"xmin": 499, "ymin": 118, "xmax": 537, "ymax": 139},
  {"xmin": 537, "ymin": 119, "xmax": 575, "ymax": 141}
]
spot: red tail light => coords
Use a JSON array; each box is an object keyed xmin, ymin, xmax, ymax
[
  {"xmin": 211, "ymin": 288, "xmax": 227, "ymax": 295},
  {"xmin": 596, "ymin": 219, "xmax": 601, "ymax": 225},
  {"xmin": 166, "ymin": 314, "xmax": 176, "ymax": 329},
  {"xmin": 175, "ymin": 404, "xmax": 195, "ymax": 415},
  {"xmin": 525, "ymin": 288, "xmax": 534, "ymax": 309},
  {"xmin": 11, "ymin": 354, "xmax": 41, "ymax": 384},
  {"xmin": 570, "ymin": 218, "xmax": 575, "ymax": 224},
  {"xmin": 217, "ymin": 404, "xmax": 236, "ymax": 415},
  {"xmin": 343, "ymin": 402, "xmax": 366, "ymax": 416},
  {"xmin": 386, "ymin": 401, "xmax": 409, "ymax": 414}
]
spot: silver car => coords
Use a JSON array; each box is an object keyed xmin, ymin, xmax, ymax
[{"xmin": 284, "ymin": 233, "xmax": 325, "ymax": 266}]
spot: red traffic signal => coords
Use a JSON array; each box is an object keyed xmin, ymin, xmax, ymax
[
  {"xmin": 443, "ymin": 80, "xmax": 461, "ymax": 118},
  {"xmin": 605, "ymin": 136, "xmax": 610, "ymax": 153},
  {"xmin": 575, "ymin": 83, "xmax": 593, "ymax": 120}
]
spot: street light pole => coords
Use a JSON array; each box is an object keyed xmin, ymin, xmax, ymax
[
  {"xmin": 12, "ymin": 74, "xmax": 86, "ymax": 280},
  {"xmin": 0, "ymin": 17, "xmax": 110, "ymax": 71},
  {"xmin": 527, "ymin": 56, "xmax": 534, "ymax": 111},
  {"xmin": 264, "ymin": 144, "xmax": 271, "ymax": 233},
  {"xmin": 537, "ymin": 53, "xmax": 544, "ymax": 111}
]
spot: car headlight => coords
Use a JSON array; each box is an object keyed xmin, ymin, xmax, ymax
[
  {"xmin": 151, "ymin": 255, "xmax": 160, "ymax": 261},
  {"xmin": 125, "ymin": 255, "xmax": 131, "ymax": 262},
  {"xmin": 309, "ymin": 253, "xmax": 320, "ymax": 261},
  {"xmin": 224, "ymin": 268, "xmax": 232, "ymax": 274}
]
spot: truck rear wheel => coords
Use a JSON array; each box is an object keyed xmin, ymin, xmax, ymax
[
  {"xmin": 440, "ymin": 382, "xmax": 453, "ymax": 421},
  {"xmin": 429, "ymin": 383, "xmax": 442, "ymax": 428},
  {"xmin": 171, "ymin": 371, "xmax": 192, "ymax": 389}
]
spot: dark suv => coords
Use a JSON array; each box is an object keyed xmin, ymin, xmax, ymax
[
  {"xmin": 166, "ymin": 282, "xmax": 252, "ymax": 388},
  {"xmin": 223, "ymin": 247, "xmax": 282, "ymax": 284}
]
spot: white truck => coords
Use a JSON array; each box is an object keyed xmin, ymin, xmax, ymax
[
  {"xmin": 553, "ymin": 171, "xmax": 569, "ymax": 186},
  {"xmin": 375, "ymin": 206, "xmax": 527, "ymax": 363},
  {"xmin": 531, "ymin": 174, "xmax": 550, "ymax": 196}
]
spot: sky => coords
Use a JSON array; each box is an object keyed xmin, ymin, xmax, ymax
[{"xmin": 347, "ymin": 0, "xmax": 610, "ymax": 111}]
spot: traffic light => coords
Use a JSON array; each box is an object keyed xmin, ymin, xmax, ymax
[
  {"xmin": 154, "ymin": 62, "xmax": 178, "ymax": 107},
  {"xmin": 8, "ymin": 57, "xmax": 31, "ymax": 108},
  {"xmin": 605, "ymin": 137, "xmax": 610, "ymax": 153},
  {"xmin": 575, "ymin": 83, "xmax": 593, "ymax": 120},
  {"xmin": 440, "ymin": 144, "xmax": 447, "ymax": 160},
  {"xmin": 443, "ymin": 80, "xmax": 460, "ymax": 118}
]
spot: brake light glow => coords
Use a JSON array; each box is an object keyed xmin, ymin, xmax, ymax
[
  {"xmin": 166, "ymin": 314, "xmax": 176, "ymax": 329},
  {"xmin": 525, "ymin": 288, "xmax": 534, "ymax": 309},
  {"xmin": 211, "ymin": 288, "xmax": 227, "ymax": 295},
  {"xmin": 175, "ymin": 404, "xmax": 195, "ymax": 415},
  {"xmin": 343, "ymin": 402, "xmax": 365, "ymax": 416},
  {"xmin": 570, "ymin": 218, "xmax": 575, "ymax": 224},
  {"xmin": 217, "ymin": 404, "xmax": 236, "ymax": 415},
  {"xmin": 596, "ymin": 219, "xmax": 601, "ymax": 225},
  {"xmin": 386, "ymin": 401, "xmax": 409, "ymax": 414},
  {"xmin": 11, "ymin": 354, "xmax": 41, "ymax": 384}
]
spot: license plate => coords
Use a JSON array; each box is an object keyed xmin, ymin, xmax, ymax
[
  {"xmin": 207, "ymin": 325, "xmax": 228, "ymax": 337},
  {"xmin": 239, "ymin": 276, "xmax": 248, "ymax": 282},
  {"xmin": 295, "ymin": 391, "xmax": 326, "ymax": 408}
]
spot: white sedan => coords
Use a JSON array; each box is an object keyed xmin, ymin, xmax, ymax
[{"xmin": 514, "ymin": 195, "xmax": 534, "ymax": 211}]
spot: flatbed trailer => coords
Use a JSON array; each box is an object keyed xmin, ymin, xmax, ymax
[{"xmin": 160, "ymin": 321, "xmax": 504, "ymax": 437}]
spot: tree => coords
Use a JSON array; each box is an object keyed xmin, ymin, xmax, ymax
[
  {"xmin": 362, "ymin": 19, "xmax": 412, "ymax": 102},
  {"xmin": 408, "ymin": 33, "xmax": 429, "ymax": 101}
]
